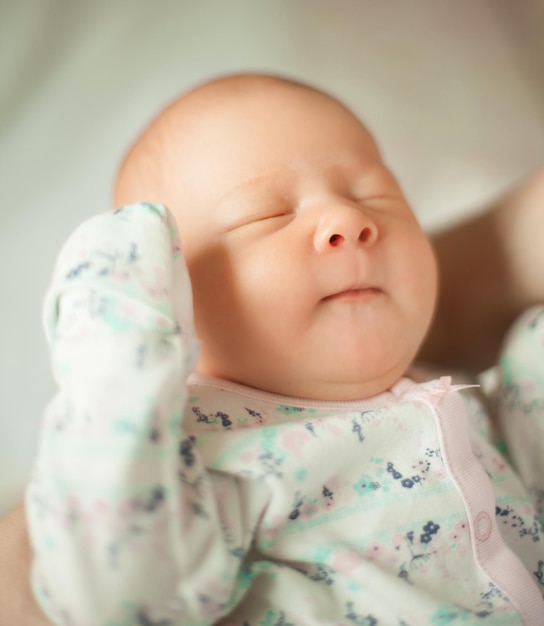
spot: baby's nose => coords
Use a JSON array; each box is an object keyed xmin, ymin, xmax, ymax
[{"xmin": 313, "ymin": 206, "xmax": 378, "ymax": 253}]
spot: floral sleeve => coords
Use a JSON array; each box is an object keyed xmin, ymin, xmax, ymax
[
  {"xmin": 25, "ymin": 203, "xmax": 249, "ymax": 626},
  {"xmin": 496, "ymin": 306, "xmax": 544, "ymax": 527}
]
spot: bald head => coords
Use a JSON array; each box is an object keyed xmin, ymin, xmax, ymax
[
  {"xmin": 114, "ymin": 73, "xmax": 339, "ymax": 207},
  {"xmin": 114, "ymin": 73, "xmax": 336, "ymax": 208}
]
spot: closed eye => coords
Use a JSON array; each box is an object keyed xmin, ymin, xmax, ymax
[
  {"xmin": 227, "ymin": 211, "xmax": 293, "ymax": 233},
  {"xmin": 350, "ymin": 168, "xmax": 405, "ymax": 204},
  {"xmin": 254, "ymin": 212, "xmax": 290, "ymax": 222},
  {"xmin": 355, "ymin": 194, "xmax": 399, "ymax": 205}
]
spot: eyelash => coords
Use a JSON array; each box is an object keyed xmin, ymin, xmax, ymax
[
  {"xmin": 356, "ymin": 195, "xmax": 390, "ymax": 204},
  {"xmin": 229, "ymin": 211, "xmax": 291, "ymax": 233},
  {"xmin": 257, "ymin": 212, "xmax": 290, "ymax": 221}
]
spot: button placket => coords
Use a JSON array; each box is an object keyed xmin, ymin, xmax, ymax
[{"xmin": 474, "ymin": 511, "xmax": 492, "ymax": 542}]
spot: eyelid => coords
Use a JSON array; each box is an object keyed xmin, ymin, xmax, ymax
[
  {"xmin": 351, "ymin": 185, "xmax": 404, "ymax": 206},
  {"xmin": 226, "ymin": 209, "xmax": 293, "ymax": 232},
  {"xmin": 351, "ymin": 168, "xmax": 401, "ymax": 198},
  {"xmin": 256, "ymin": 211, "xmax": 291, "ymax": 221},
  {"xmin": 355, "ymin": 194, "xmax": 393, "ymax": 203}
]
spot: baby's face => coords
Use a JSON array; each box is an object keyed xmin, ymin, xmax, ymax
[{"xmin": 165, "ymin": 84, "xmax": 437, "ymax": 400}]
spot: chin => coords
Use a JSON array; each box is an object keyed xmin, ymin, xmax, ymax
[{"xmin": 314, "ymin": 352, "xmax": 411, "ymax": 392}]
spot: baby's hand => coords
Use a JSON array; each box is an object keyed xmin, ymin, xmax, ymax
[
  {"xmin": 26, "ymin": 203, "xmax": 202, "ymax": 625},
  {"xmin": 44, "ymin": 203, "xmax": 198, "ymax": 366}
]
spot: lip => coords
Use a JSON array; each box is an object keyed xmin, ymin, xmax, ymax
[{"xmin": 322, "ymin": 286, "xmax": 383, "ymax": 302}]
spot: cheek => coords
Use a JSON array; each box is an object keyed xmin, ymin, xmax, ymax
[
  {"xmin": 420, "ymin": 240, "xmax": 439, "ymax": 311},
  {"xmin": 234, "ymin": 232, "xmax": 306, "ymax": 306},
  {"xmin": 397, "ymin": 234, "xmax": 438, "ymax": 321},
  {"xmin": 188, "ymin": 241, "xmax": 302, "ymax": 350},
  {"xmin": 187, "ymin": 246, "xmax": 239, "ymax": 339}
]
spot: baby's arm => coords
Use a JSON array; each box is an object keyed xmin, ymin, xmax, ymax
[
  {"xmin": 421, "ymin": 165, "xmax": 544, "ymax": 373},
  {"xmin": 494, "ymin": 307, "xmax": 544, "ymax": 527},
  {"xmin": 25, "ymin": 204, "xmax": 249, "ymax": 626}
]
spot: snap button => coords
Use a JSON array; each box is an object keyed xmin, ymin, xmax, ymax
[{"xmin": 474, "ymin": 511, "xmax": 492, "ymax": 542}]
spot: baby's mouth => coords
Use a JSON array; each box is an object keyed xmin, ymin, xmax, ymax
[{"xmin": 322, "ymin": 286, "xmax": 383, "ymax": 302}]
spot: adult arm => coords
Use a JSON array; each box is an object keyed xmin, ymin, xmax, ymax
[
  {"xmin": 421, "ymin": 165, "xmax": 544, "ymax": 373},
  {"xmin": 0, "ymin": 504, "xmax": 52, "ymax": 626}
]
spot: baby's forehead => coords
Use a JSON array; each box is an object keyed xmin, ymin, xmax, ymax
[
  {"xmin": 115, "ymin": 75, "xmax": 380, "ymax": 230},
  {"xmin": 170, "ymin": 83, "xmax": 376, "ymax": 178}
]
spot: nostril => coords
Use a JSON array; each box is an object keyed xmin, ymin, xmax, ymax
[
  {"xmin": 329, "ymin": 234, "xmax": 344, "ymax": 247},
  {"xmin": 359, "ymin": 227, "xmax": 373, "ymax": 243}
]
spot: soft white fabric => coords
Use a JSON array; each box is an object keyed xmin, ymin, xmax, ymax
[{"xmin": 26, "ymin": 204, "xmax": 544, "ymax": 625}]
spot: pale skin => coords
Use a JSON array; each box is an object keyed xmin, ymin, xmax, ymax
[
  {"xmin": 2, "ymin": 74, "xmax": 543, "ymax": 625},
  {"xmin": 114, "ymin": 76, "xmax": 438, "ymax": 401}
]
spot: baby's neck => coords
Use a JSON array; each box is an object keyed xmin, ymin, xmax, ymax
[{"xmin": 190, "ymin": 369, "xmax": 414, "ymax": 404}]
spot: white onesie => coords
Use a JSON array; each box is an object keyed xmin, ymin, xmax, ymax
[{"xmin": 26, "ymin": 203, "xmax": 544, "ymax": 625}]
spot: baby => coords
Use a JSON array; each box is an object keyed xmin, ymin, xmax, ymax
[{"xmin": 24, "ymin": 74, "xmax": 544, "ymax": 625}]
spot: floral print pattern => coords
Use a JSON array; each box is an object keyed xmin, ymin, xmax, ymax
[{"xmin": 26, "ymin": 204, "xmax": 544, "ymax": 626}]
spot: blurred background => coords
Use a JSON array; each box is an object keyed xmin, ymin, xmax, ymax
[{"xmin": 1, "ymin": 0, "xmax": 543, "ymax": 515}]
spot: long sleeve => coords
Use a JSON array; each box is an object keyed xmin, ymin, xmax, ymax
[
  {"xmin": 496, "ymin": 306, "xmax": 544, "ymax": 527},
  {"xmin": 25, "ymin": 203, "xmax": 250, "ymax": 626}
]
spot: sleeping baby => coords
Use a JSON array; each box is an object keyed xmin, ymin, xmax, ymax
[{"xmin": 25, "ymin": 73, "xmax": 544, "ymax": 625}]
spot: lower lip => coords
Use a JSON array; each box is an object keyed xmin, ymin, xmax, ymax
[{"xmin": 323, "ymin": 288, "xmax": 382, "ymax": 302}]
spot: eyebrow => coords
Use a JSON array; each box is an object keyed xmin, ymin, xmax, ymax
[
  {"xmin": 213, "ymin": 180, "xmax": 290, "ymax": 231},
  {"xmin": 215, "ymin": 169, "xmax": 293, "ymax": 205},
  {"xmin": 212, "ymin": 156, "xmax": 389, "ymax": 225}
]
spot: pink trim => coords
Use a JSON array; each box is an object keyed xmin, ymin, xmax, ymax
[
  {"xmin": 187, "ymin": 372, "xmax": 414, "ymax": 411},
  {"xmin": 412, "ymin": 386, "xmax": 544, "ymax": 624}
]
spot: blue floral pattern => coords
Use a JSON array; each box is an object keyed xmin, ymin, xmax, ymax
[{"xmin": 26, "ymin": 204, "xmax": 544, "ymax": 625}]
